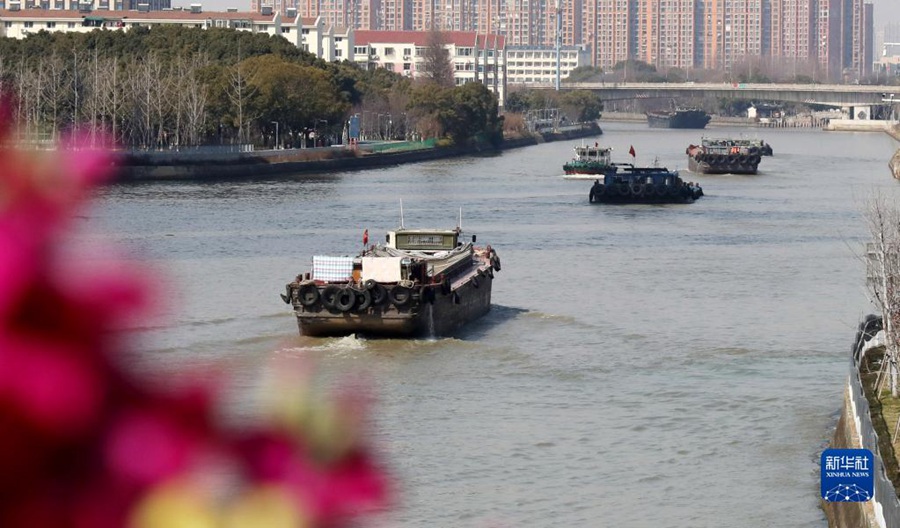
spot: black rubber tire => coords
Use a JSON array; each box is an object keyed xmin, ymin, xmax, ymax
[
  {"xmin": 452, "ymin": 291, "xmax": 461, "ymax": 304},
  {"xmin": 491, "ymin": 254, "xmax": 501, "ymax": 272},
  {"xmin": 390, "ymin": 285, "xmax": 412, "ymax": 307},
  {"xmin": 364, "ymin": 279, "xmax": 377, "ymax": 290},
  {"xmin": 355, "ymin": 288, "xmax": 372, "ymax": 311},
  {"xmin": 321, "ymin": 285, "xmax": 341, "ymax": 309},
  {"xmin": 472, "ymin": 277, "xmax": 480, "ymax": 289},
  {"xmin": 297, "ymin": 283, "xmax": 320, "ymax": 307},
  {"xmin": 370, "ymin": 283, "xmax": 388, "ymax": 306},
  {"xmin": 334, "ymin": 287, "xmax": 356, "ymax": 312},
  {"xmin": 441, "ymin": 277, "xmax": 452, "ymax": 295},
  {"xmin": 486, "ymin": 268, "xmax": 494, "ymax": 279},
  {"xmin": 589, "ymin": 190, "xmax": 595, "ymax": 203}
]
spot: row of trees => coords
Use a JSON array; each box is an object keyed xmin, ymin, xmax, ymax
[{"xmin": 0, "ymin": 26, "xmax": 511, "ymax": 149}]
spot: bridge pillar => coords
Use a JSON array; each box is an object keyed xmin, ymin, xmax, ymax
[{"xmin": 848, "ymin": 105, "xmax": 873, "ymax": 120}]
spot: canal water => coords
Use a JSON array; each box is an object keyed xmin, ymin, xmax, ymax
[{"xmin": 86, "ymin": 122, "xmax": 899, "ymax": 526}]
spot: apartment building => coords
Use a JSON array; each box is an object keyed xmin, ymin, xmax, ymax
[
  {"xmin": 0, "ymin": 4, "xmax": 280, "ymax": 39},
  {"xmin": 251, "ymin": 0, "xmax": 873, "ymax": 81},
  {"xmin": 584, "ymin": 0, "xmax": 632, "ymax": 69},
  {"xmin": 0, "ymin": 5, "xmax": 353, "ymax": 64},
  {"xmin": 634, "ymin": 0, "xmax": 695, "ymax": 69},
  {"xmin": 0, "ymin": 0, "xmax": 170, "ymax": 11},
  {"xmin": 352, "ymin": 30, "xmax": 506, "ymax": 103},
  {"xmin": 505, "ymin": 44, "xmax": 589, "ymax": 85}
]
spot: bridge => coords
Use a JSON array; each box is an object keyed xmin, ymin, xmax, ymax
[{"xmin": 533, "ymin": 81, "xmax": 897, "ymax": 116}]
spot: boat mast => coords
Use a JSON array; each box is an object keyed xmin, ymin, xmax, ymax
[{"xmin": 400, "ymin": 199, "xmax": 405, "ymax": 228}]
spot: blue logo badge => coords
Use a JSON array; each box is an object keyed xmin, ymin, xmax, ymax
[{"xmin": 821, "ymin": 448, "xmax": 874, "ymax": 502}]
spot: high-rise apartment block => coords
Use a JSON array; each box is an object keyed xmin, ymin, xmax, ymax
[{"xmin": 260, "ymin": 0, "xmax": 874, "ymax": 81}]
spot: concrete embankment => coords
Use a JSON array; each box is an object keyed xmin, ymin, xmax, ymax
[
  {"xmin": 114, "ymin": 124, "xmax": 602, "ymax": 182},
  {"xmin": 824, "ymin": 318, "xmax": 900, "ymax": 528}
]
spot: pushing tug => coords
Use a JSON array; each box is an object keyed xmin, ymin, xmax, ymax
[
  {"xmin": 588, "ymin": 165, "xmax": 703, "ymax": 204},
  {"xmin": 281, "ymin": 223, "xmax": 500, "ymax": 338},
  {"xmin": 686, "ymin": 137, "xmax": 764, "ymax": 174},
  {"xmin": 563, "ymin": 143, "xmax": 616, "ymax": 176}
]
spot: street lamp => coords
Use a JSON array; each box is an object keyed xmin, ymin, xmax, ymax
[
  {"xmin": 316, "ymin": 119, "xmax": 328, "ymax": 146},
  {"xmin": 271, "ymin": 121, "xmax": 279, "ymax": 150}
]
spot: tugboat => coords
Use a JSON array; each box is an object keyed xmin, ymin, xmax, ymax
[
  {"xmin": 563, "ymin": 143, "xmax": 616, "ymax": 176},
  {"xmin": 588, "ymin": 164, "xmax": 703, "ymax": 204},
  {"xmin": 686, "ymin": 137, "xmax": 763, "ymax": 174},
  {"xmin": 646, "ymin": 108, "xmax": 711, "ymax": 129},
  {"xmin": 280, "ymin": 221, "xmax": 500, "ymax": 338}
]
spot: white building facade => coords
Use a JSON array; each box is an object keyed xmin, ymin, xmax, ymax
[
  {"xmin": 505, "ymin": 45, "xmax": 589, "ymax": 86},
  {"xmin": 352, "ymin": 30, "xmax": 506, "ymax": 104}
]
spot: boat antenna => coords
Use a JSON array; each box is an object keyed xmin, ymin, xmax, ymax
[
  {"xmin": 400, "ymin": 199, "xmax": 405, "ymax": 229},
  {"xmin": 457, "ymin": 207, "xmax": 462, "ymax": 232}
]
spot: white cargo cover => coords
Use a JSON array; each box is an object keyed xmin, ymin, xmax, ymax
[
  {"xmin": 361, "ymin": 257, "xmax": 403, "ymax": 283},
  {"xmin": 312, "ymin": 255, "xmax": 354, "ymax": 282}
]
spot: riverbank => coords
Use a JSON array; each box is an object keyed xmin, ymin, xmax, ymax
[
  {"xmin": 824, "ymin": 316, "xmax": 900, "ymax": 528},
  {"xmin": 113, "ymin": 123, "xmax": 603, "ymax": 181}
]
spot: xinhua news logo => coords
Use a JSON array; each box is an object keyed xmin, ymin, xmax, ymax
[{"xmin": 821, "ymin": 448, "xmax": 874, "ymax": 502}]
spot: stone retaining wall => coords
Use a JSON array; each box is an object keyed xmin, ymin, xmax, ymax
[{"xmin": 114, "ymin": 124, "xmax": 602, "ymax": 181}]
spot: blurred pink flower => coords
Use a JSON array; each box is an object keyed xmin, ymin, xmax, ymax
[{"xmin": 0, "ymin": 101, "xmax": 389, "ymax": 528}]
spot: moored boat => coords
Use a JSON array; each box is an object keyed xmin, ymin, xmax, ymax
[
  {"xmin": 281, "ymin": 224, "xmax": 500, "ymax": 338},
  {"xmin": 588, "ymin": 164, "xmax": 703, "ymax": 204},
  {"xmin": 646, "ymin": 108, "xmax": 711, "ymax": 129},
  {"xmin": 686, "ymin": 137, "xmax": 763, "ymax": 174},
  {"xmin": 563, "ymin": 143, "xmax": 616, "ymax": 176}
]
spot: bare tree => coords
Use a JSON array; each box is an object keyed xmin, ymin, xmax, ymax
[
  {"xmin": 227, "ymin": 42, "xmax": 259, "ymax": 145},
  {"xmin": 421, "ymin": 29, "xmax": 454, "ymax": 88},
  {"xmin": 865, "ymin": 193, "xmax": 900, "ymax": 398},
  {"xmin": 178, "ymin": 54, "xmax": 209, "ymax": 147}
]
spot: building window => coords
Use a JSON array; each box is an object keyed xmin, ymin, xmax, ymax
[
  {"xmin": 384, "ymin": 63, "xmax": 394, "ymax": 71},
  {"xmin": 4, "ymin": 21, "xmax": 11, "ymax": 28},
  {"xmin": 24, "ymin": 21, "xmax": 33, "ymax": 28},
  {"xmin": 282, "ymin": 27, "xmax": 290, "ymax": 33},
  {"xmin": 403, "ymin": 47, "xmax": 411, "ymax": 56},
  {"xmin": 258, "ymin": 24, "xmax": 268, "ymax": 30},
  {"xmin": 354, "ymin": 46, "xmax": 367, "ymax": 54},
  {"xmin": 46, "ymin": 21, "xmax": 55, "ymax": 28},
  {"xmin": 301, "ymin": 28, "xmax": 309, "ymax": 34},
  {"xmin": 335, "ymin": 49, "xmax": 342, "ymax": 57},
  {"xmin": 384, "ymin": 47, "xmax": 395, "ymax": 56},
  {"xmin": 335, "ymin": 37, "xmax": 342, "ymax": 42},
  {"xmin": 403, "ymin": 62, "xmax": 410, "ymax": 70}
]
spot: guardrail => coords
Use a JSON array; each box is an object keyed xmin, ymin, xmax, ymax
[{"xmin": 850, "ymin": 315, "xmax": 900, "ymax": 528}]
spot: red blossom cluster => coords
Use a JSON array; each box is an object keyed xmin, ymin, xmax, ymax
[{"xmin": 0, "ymin": 104, "xmax": 387, "ymax": 528}]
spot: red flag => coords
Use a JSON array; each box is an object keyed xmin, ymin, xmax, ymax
[
  {"xmin": 629, "ymin": 145, "xmax": 636, "ymax": 158},
  {"xmin": 363, "ymin": 229, "xmax": 369, "ymax": 245}
]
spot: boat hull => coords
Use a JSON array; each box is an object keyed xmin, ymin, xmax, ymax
[
  {"xmin": 293, "ymin": 270, "xmax": 494, "ymax": 338},
  {"xmin": 687, "ymin": 153, "xmax": 759, "ymax": 174},
  {"xmin": 589, "ymin": 182, "xmax": 702, "ymax": 204},
  {"xmin": 563, "ymin": 164, "xmax": 616, "ymax": 176},
  {"xmin": 646, "ymin": 110, "xmax": 711, "ymax": 129}
]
